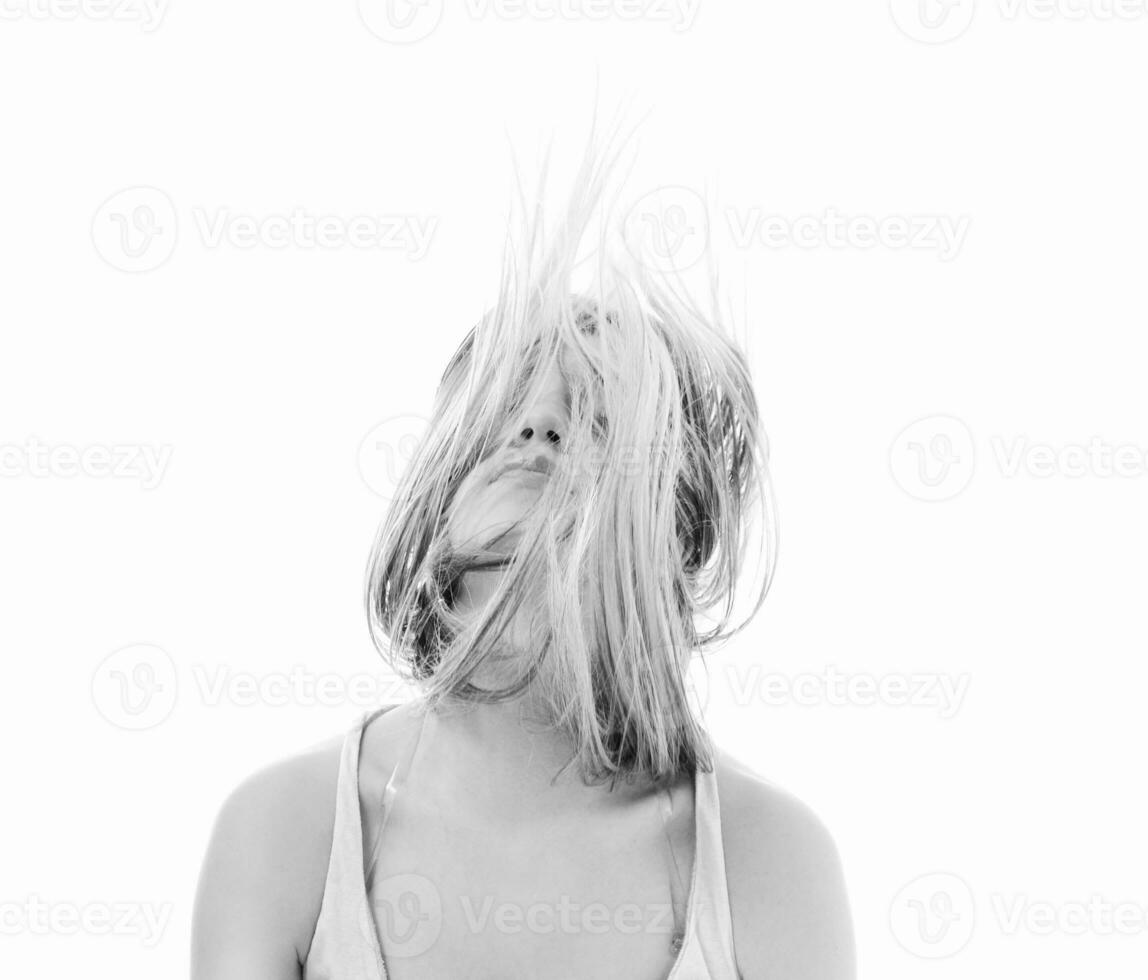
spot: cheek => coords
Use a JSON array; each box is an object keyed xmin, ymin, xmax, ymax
[
  {"xmin": 446, "ymin": 471, "xmax": 487, "ymax": 533},
  {"xmin": 560, "ymin": 441, "xmax": 608, "ymax": 485},
  {"xmin": 445, "ymin": 472, "xmax": 519, "ymax": 542},
  {"xmin": 449, "ymin": 475, "xmax": 555, "ymax": 548}
]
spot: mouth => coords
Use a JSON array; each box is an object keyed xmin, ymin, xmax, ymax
[
  {"xmin": 490, "ymin": 459, "xmax": 552, "ymax": 483},
  {"xmin": 495, "ymin": 465, "xmax": 548, "ymax": 483}
]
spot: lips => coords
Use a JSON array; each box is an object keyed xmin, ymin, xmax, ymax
[
  {"xmin": 491, "ymin": 457, "xmax": 553, "ymax": 483},
  {"xmin": 500, "ymin": 467, "xmax": 546, "ymax": 482}
]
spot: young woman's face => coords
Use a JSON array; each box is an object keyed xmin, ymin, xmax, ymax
[{"xmin": 446, "ymin": 359, "xmax": 572, "ymax": 552}]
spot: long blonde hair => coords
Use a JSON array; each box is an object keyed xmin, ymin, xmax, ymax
[{"xmin": 365, "ymin": 135, "xmax": 775, "ymax": 785}]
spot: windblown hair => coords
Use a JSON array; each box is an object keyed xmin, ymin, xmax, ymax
[{"xmin": 365, "ymin": 139, "xmax": 775, "ymax": 785}]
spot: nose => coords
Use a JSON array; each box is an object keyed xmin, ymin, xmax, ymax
[
  {"xmin": 502, "ymin": 359, "xmax": 569, "ymax": 471},
  {"xmin": 510, "ymin": 407, "xmax": 564, "ymax": 454}
]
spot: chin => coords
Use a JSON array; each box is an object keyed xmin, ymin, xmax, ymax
[
  {"xmin": 446, "ymin": 463, "xmax": 554, "ymax": 551},
  {"xmin": 448, "ymin": 500, "xmax": 531, "ymax": 551}
]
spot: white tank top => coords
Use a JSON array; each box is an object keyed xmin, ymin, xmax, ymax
[{"xmin": 303, "ymin": 706, "xmax": 741, "ymax": 979}]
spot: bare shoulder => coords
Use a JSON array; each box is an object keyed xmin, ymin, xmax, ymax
[
  {"xmin": 714, "ymin": 749, "xmax": 856, "ymax": 980},
  {"xmin": 357, "ymin": 699, "xmax": 427, "ymax": 809},
  {"xmin": 191, "ymin": 729, "xmax": 345, "ymax": 979}
]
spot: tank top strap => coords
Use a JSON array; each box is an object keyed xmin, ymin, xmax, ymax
[
  {"xmin": 658, "ymin": 781, "xmax": 690, "ymax": 954},
  {"xmin": 672, "ymin": 762, "xmax": 739, "ymax": 977},
  {"xmin": 303, "ymin": 708, "xmax": 393, "ymax": 979},
  {"xmin": 362, "ymin": 701, "xmax": 431, "ymax": 891}
]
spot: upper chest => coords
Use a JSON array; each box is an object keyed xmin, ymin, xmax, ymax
[{"xmin": 357, "ymin": 763, "xmax": 697, "ymax": 979}]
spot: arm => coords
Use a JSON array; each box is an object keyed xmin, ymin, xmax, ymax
[
  {"xmin": 191, "ymin": 740, "xmax": 341, "ymax": 980},
  {"xmin": 718, "ymin": 754, "xmax": 856, "ymax": 980}
]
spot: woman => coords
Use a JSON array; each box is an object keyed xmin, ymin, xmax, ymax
[{"xmin": 191, "ymin": 153, "xmax": 855, "ymax": 979}]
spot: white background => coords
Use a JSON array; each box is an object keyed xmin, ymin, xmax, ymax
[{"xmin": 2, "ymin": 1, "xmax": 1147, "ymax": 977}]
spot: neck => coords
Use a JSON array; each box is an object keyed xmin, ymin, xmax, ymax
[
  {"xmin": 422, "ymin": 693, "xmax": 658, "ymax": 814},
  {"xmin": 439, "ymin": 570, "xmax": 660, "ymax": 807}
]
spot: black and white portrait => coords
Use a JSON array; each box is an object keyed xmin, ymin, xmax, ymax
[{"xmin": 3, "ymin": 5, "xmax": 1145, "ymax": 980}]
